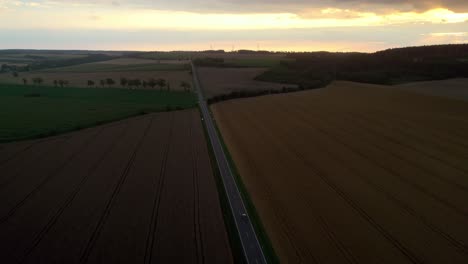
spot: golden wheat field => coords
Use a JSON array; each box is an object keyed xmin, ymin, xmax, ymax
[
  {"xmin": 212, "ymin": 81, "xmax": 468, "ymax": 264},
  {"xmin": 396, "ymin": 78, "xmax": 468, "ymax": 101}
]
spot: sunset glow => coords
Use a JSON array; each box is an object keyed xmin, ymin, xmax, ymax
[{"xmin": 0, "ymin": 1, "xmax": 467, "ymax": 51}]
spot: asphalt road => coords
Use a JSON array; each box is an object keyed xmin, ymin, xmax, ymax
[{"xmin": 191, "ymin": 62, "xmax": 268, "ymax": 264}]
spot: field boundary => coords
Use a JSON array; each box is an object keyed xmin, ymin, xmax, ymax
[
  {"xmin": 198, "ymin": 107, "xmax": 245, "ymax": 264},
  {"xmin": 212, "ymin": 119, "xmax": 280, "ymax": 264},
  {"xmin": 193, "ymin": 62, "xmax": 278, "ymax": 263}
]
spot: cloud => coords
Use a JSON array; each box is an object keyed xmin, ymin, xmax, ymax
[
  {"xmin": 112, "ymin": 0, "xmax": 468, "ymax": 13},
  {"xmin": 1, "ymin": 22, "xmax": 466, "ymax": 51},
  {"xmin": 88, "ymin": 15, "xmax": 101, "ymax": 20},
  {"xmin": 4, "ymin": 0, "xmax": 467, "ymax": 13}
]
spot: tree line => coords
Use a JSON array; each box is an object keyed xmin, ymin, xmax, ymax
[
  {"xmin": 18, "ymin": 75, "xmax": 192, "ymax": 92},
  {"xmin": 259, "ymin": 44, "xmax": 468, "ymax": 86}
]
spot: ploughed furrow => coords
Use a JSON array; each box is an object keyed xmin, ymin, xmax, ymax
[
  {"xmin": 84, "ymin": 113, "xmax": 171, "ymax": 264},
  {"xmin": 19, "ymin": 116, "xmax": 150, "ymax": 264},
  {"xmin": 2, "ymin": 122, "xmax": 128, "ymax": 264},
  {"xmin": 211, "ymin": 81, "xmax": 468, "ymax": 264},
  {"xmin": 150, "ymin": 110, "xmax": 197, "ymax": 263},
  {"xmin": 190, "ymin": 110, "xmax": 233, "ymax": 264}
]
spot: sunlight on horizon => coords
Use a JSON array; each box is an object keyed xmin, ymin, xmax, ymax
[
  {"xmin": 0, "ymin": 0, "xmax": 467, "ymax": 51},
  {"xmin": 1, "ymin": 8, "xmax": 467, "ymax": 30}
]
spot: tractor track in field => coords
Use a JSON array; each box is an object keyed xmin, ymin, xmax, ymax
[
  {"xmin": 211, "ymin": 81, "xmax": 468, "ymax": 263},
  {"xmin": 348, "ymin": 111, "xmax": 468, "ymax": 174},
  {"xmin": 241, "ymin": 106, "xmax": 422, "ymax": 264},
  {"xmin": 191, "ymin": 114, "xmax": 205, "ymax": 264},
  {"xmin": 19, "ymin": 122, "xmax": 130, "ymax": 263},
  {"xmin": 0, "ymin": 128, "xmax": 104, "ymax": 224},
  {"xmin": 278, "ymin": 98, "xmax": 468, "ymax": 214},
  {"xmin": 0, "ymin": 137, "xmax": 69, "ymax": 190},
  {"xmin": 0, "ymin": 111, "xmax": 233, "ymax": 264},
  {"xmin": 252, "ymin": 105, "xmax": 424, "ymax": 263},
  {"xmin": 80, "ymin": 116, "xmax": 154, "ymax": 263},
  {"xmin": 143, "ymin": 113, "xmax": 174, "ymax": 264},
  {"xmin": 273, "ymin": 100, "xmax": 468, "ymax": 252},
  {"xmin": 290, "ymin": 100, "xmax": 468, "ymax": 202}
]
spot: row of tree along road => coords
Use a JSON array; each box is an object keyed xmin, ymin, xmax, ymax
[{"xmin": 17, "ymin": 76, "xmax": 192, "ymax": 91}]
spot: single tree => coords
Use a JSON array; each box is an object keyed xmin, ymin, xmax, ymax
[
  {"xmin": 32, "ymin": 77, "xmax": 44, "ymax": 85},
  {"xmin": 87, "ymin": 80, "xmax": 95, "ymax": 87},
  {"xmin": 127, "ymin": 79, "xmax": 134, "ymax": 89},
  {"xmin": 155, "ymin": 78, "xmax": 166, "ymax": 91},
  {"xmin": 180, "ymin": 81, "xmax": 191, "ymax": 92},
  {"xmin": 22, "ymin": 78, "xmax": 27, "ymax": 85},
  {"xmin": 134, "ymin": 79, "xmax": 142, "ymax": 89},
  {"xmin": 120, "ymin": 77, "xmax": 128, "ymax": 87},
  {"xmin": 147, "ymin": 78, "xmax": 156, "ymax": 89},
  {"xmin": 106, "ymin": 78, "xmax": 115, "ymax": 88},
  {"xmin": 58, "ymin": 80, "xmax": 65, "ymax": 88}
]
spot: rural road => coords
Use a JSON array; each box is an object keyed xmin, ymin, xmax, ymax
[{"xmin": 191, "ymin": 62, "xmax": 268, "ymax": 264}]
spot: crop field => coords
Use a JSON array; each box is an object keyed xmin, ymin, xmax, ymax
[
  {"xmin": 212, "ymin": 81, "xmax": 468, "ymax": 263},
  {"xmin": 0, "ymin": 84, "xmax": 196, "ymax": 142},
  {"xmin": 39, "ymin": 61, "xmax": 189, "ymax": 73},
  {"xmin": 197, "ymin": 67, "xmax": 296, "ymax": 98},
  {"xmin": 396, "ymin": 78, "xmax": 468, "ymax": 101},
  {"xmin": 0, "ymin": 53, "xmax": 88, "ymax": 63},
  {"xmin": 0, "ymin": 56, "xmax": 192, "ymax": 90},
  {"xmin": 0, "ymin": 70, "xmax": 193, "ymax": 90},
  {"xmin": 0, "ymin": 110, "xmax": 233, "ymax": 263},
  {"xmin": 94, "ymin": 58, "xmax": 190, "ymax": 65}
]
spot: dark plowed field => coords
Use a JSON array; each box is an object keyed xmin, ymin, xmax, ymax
[{"xmin": 0, "ymin": 110, "xmax": 232, "ymax": 264}]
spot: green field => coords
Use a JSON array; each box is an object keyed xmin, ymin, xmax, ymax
[{"xmin": 0, "ymin": 84, "xmax": 197, "ymax": 142}]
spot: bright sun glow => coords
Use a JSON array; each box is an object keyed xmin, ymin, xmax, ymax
[{"xmin": 1, "ymin": 7, "xmax": 467, "ymax": 30}]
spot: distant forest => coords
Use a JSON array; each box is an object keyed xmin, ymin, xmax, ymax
[{"xmin": 257, "ymin": 44, "xmax": 468, "ymax": 87}]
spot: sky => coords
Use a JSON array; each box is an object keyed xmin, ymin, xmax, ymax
[{"xmin": 0, "ymin": 0, "xmax": 467, "ymax": 52}]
